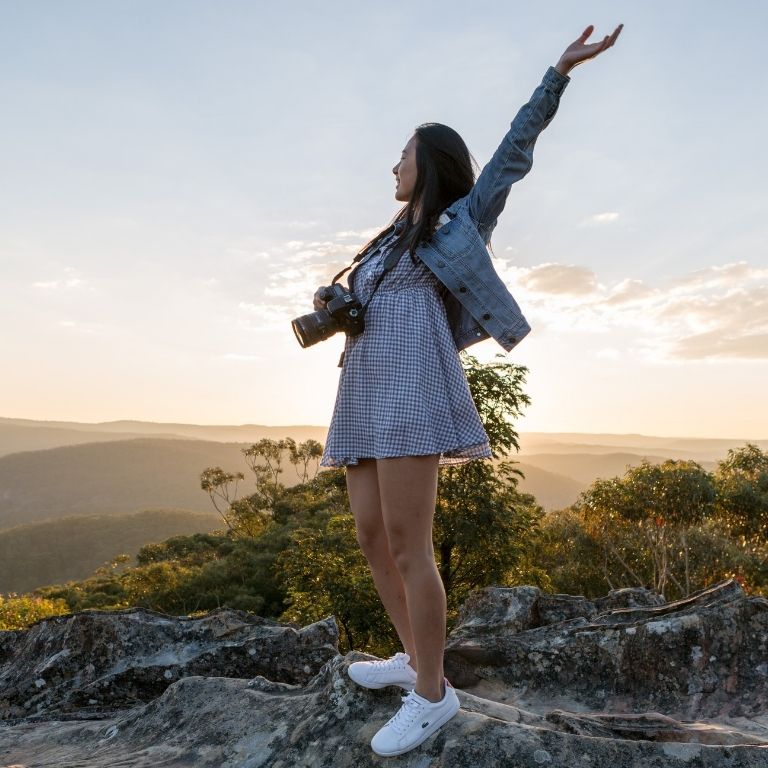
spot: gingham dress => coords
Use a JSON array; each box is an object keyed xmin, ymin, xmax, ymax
[{"xmin": 319, "ymin": 218, "xmax": 493, "ymax": 468}]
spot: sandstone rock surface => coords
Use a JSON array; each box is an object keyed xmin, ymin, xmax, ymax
[
  {"xmin": 0, "ymin": 578, "xmax": 766, "ymax": 767},
  {"xmin": 0, "ymin": 605, "xmax": 338, "ymax": 718},
  {"xmin": 445, "ymin": 579, "xmax": 768, "ymax": 720}
]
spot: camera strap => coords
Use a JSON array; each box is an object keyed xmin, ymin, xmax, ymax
[
  {"xmin": 333, "ymin": 225, "xmax": 411, "ymax": 368},
  {"xmin": 330, "ymin": 226, "xmax": 412, "ymax": 322},
  {"xmin": 329, "ymin": 223, "xmax": 398, "ymax": 286}
]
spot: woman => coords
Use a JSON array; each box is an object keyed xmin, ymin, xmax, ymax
[{"xmin": 315, "ymin": 24, "xmax": 623, "ymax": 757}]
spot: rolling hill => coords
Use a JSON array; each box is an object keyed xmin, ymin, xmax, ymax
[
  {"xmin": 0, "ymin": 508, "xmax": 222, "ymax": 595},
  {"xmin": 0, "ymin": 437, "xmax": 285, "ymax": 530},
  {"xmin": 517, "ymin": 451, "xmax": 718, "ymax": 486},
  {"xmin": 0, "ymin": 417, "xmax": 328, "ymax": 458}
]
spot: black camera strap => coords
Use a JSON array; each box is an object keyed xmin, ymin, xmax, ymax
[
  {"xmin": 329, "ymin": 223, "xmax": 396, "ymax": 285},
  {"xmin": 332, "ymin": 224, "xmax": 411, "ymax": 368}
]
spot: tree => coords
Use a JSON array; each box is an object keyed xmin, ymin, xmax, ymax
[
  {"xmin": 200, "ymin": 438, "xmax": 325, "ymax": 537},
  {"xmin": 461, "ymin": 352, "xmax": 530, "ymax": 458},
  {"xmin": 243, "ymin": 438, "xmax": 290, "ymax": 496},
  {"xmin": 278, "ymin": 515, "xmax": 395, "ymax": 654},
  {"xmin": 434, "ymin": 353, "xmax": 547, "ymax": 616},
  {"xmin": 284, "ymin": 437, "xmax": 324, "ymax": 483},
  {"xmin": 200, "ymin": 466, "xmax": 247, "ymax": 533},
  {"xmin": 577, "ymin": 459, "xmax": 717, "ymax": 598},
  {"xmin": 714, "ymin": 443, "xmax": 768, "ymax": 541},
  {"xmin": 526, "ymin": 505, "xmax": 605, "ymax": 597}
]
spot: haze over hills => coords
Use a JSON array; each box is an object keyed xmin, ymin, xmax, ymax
[
  {"xmin": 0, "ymin": 438, "xmax": 290, "ymax": 530},
  {"xmin": 0, "ymin": 417, "xmax": 328, "ymax": 458},
  {"xmin": 516, "ymin": 433, "xmax": 768, "ymax": 463},
  {"xmin": 0, "ymin": 508, "xmax": 222, "ymax": 595},
  {"xmin": 0, "ymin": 417, "xmax": 763, "ymax": 532},
  {"xmin": 3, "ymin": 416, "xmax": 764, "ymax": 462},
  {"xmin": 518, "ymin": 452, "xmax": 718, "ymax": 486},
  {"xmin": 0, "ymin": 417, "xmax": 762, "ymax": 597}
]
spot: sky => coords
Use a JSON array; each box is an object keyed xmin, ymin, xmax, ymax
[{"xmin": 1, "ymin": 1, "xmax": 766, "ymax": 439}]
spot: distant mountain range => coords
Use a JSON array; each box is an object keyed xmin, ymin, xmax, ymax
[
  {"xmin": 3, "ymin": 416, "xmax": 762, "ymax": 462},
  {"xmin": 1, "ymin": 418, "xmax": 763, "ymax": 528},
  {"xmin": 0, "ymin": 416, "xmax": 763, "ymax": 597},
  {"xmin": 0, "ymin": 437, "xmax": 289, "ymax": 530},
  {"xmin": 0, "ymin": 508, "xmax": 221, "ymax": 595}
]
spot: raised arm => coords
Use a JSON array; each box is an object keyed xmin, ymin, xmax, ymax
[
  {"xmin": 466, "ymin": 23, "xmax": 624, "ymax": 240},
  {"xmin": 466, "ymin": 66, "xmax": 570, "ymax": 239}
]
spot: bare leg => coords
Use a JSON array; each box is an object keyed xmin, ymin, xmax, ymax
[
  {"xmin": 346, "ymin": 458, "xmax": 417, "ymax": 665},
  {"xmin": 377, "ymin": 454, "xmax": 445, "ymax": 702}
]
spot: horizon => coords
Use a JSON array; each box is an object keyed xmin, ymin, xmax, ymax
[
  {"xmin": 2, "ymin": 414, "xmax": 765, "ymax": 444},
  {"xmin": 2, "ymin": 1, "xmax": 766, "ymax": 439}
]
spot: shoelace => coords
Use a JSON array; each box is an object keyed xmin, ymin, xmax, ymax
[
  {"xmin": 386, "ymin": 691, "xmax": 425, "ymax": 737},
  {"xmin": 370, "ymin": 652, "xmax": 409, "ymax": 671}
]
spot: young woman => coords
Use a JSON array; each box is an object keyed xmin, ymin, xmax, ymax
[{"xmin": 315, "ymin": 23, "xmax": 623, "ymax": 758}]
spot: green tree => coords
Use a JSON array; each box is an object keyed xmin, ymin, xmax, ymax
[
  {"xmin": 577, "ymin": 459, "xmax": 718, "ymax": 599},
  {"xmin": 284, "ymin": 437, "xmax": 324, "ymax": 483},
  {"xmin": 713, "ymin": 442, "xmax": 768, "ymax": 540},
  {"xmin": 434, "ymin": 353, "xmax": 547, "ymax": 616},
  {"xmin": 527, "ymin": 506, "xmax": 606, "ymax": 597},
  {"xmin": 278, "ymin": 514, "xmax": 395, "ymax": 654},
  {"xmin": 0, "ymin": 593, "xmax": 71, "ymax": 630}
]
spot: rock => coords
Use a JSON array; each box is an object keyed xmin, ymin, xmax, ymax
[
  {"xmin": 445, "ymin": 578, "xmax": 768, "ymax": 719},
  {"xmin": 0, "ymin": 605, "xmax": 338, "ymax": 719},
  {"xmin": 452, "ymin": 584, "xmax": 664, "ymax": 636},
  {"xmin": 1, "ymin": 580, "xmax": 767, "ymax": 766},
  {"xmin": 1, "ymin": 653, "xmax": 767, "ymax": 767}
]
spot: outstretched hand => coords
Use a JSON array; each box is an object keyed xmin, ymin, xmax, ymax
[{"xmin": 557, "ymin": 24, "xmax": 623, "ymax": 75}]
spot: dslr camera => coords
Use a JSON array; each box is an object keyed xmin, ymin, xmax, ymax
[{"xmin": 291, "ymin": 283, "xmax": 365, "ymax": 348}]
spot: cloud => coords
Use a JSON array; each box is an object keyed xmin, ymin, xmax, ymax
[
  {"xmin": 33, "ymin": 277, "xmax": 87, "ymax": 290},
  {"xmin": 603, "ymin": 278, "xmax": 657, "ymax": 306},
  {"xmin": 667, "ymin": 261, "xmax": 768, "ymax": 290},
  {"xmin": 335, "ymin": 227, "xmax": 381, "ymax": 240},
  {"xmin": 32, "ymin": 267, "xmax": 90, "ymax": 291},
  {"xmin": 578, "ymin": 211, "xmax": 620, "ymax": 227},
  {"xmin": 56, "ymin": 319, "xmax": 100, "ymax": 335},
  {"xmin": 672, "ymin": 331, "xmax": 768, "ymax": 360},
  {"xmin": 497, "ymin": 260, "xmax": 768, "ymax": 362},
  {"xmin": 517, "ymin": 263, "xmax": 599, "ymax": 295},
  {"xmin": 223, "ymin": 226, "xmax": 373, "ymax": 343}
]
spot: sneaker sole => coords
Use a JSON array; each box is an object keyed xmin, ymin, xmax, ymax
[{"xmin": 371, "ymin": 697, "xmax": 461, "ymax": 757}]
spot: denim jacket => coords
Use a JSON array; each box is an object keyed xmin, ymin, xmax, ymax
[{"xmin": 415, "ymin": 65, "xmax": 571, "ymax": 353}]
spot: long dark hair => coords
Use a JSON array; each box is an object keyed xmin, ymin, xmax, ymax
[{"xmin": 356, "ymin": 123, "xmax": 481, "ymax": 264}]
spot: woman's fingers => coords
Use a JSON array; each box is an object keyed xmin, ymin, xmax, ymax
[
  {"xmin": 313, "ymin": 288, "xmax": 328, "ymax": 311},
  {"xmin": 570, "ymin": 22, "xmax": 623, "ymax": 63}
]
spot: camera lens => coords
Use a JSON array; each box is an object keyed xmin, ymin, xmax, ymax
[{"xmin": 291, "ymin": 310, "xmax": 337, "ymax": 348}]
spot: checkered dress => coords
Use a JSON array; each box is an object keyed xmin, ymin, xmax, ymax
[{"xmin": 319, "ymin": 218, "xmax": 493, "ymax": 468}]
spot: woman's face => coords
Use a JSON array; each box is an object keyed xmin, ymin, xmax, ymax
[{"xmin": 392, "ymin": 134, "xmax": 418, "ymax": 202}]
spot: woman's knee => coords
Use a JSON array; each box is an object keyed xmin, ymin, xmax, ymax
[
  {"xmin": 355, "ymin": 518, "xmax": 389, "ymax": 559},
  {"xmin": 387, "ymin": 532, "xmax": 434, "ymax": 576}
]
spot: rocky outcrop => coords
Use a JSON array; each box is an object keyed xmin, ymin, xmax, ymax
[
  {"xmin": 0, "ymin": 605, "xmax": 338, "ymax": 719},
  {"xmin": 1, "ymin": 578, "xmax": 767, "ymax": 767},
  {"xmin": 444, "ymin": 579, "xmax": 768, "ymax": 720}
]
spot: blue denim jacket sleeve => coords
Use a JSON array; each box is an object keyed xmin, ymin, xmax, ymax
[{"xmin": 466, "ymin": 65, "xmax": 571, "ymax": 240}]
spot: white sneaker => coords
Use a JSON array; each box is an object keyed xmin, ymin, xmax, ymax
[
  {"xmin": 347, "ymin": 652, "xmax": 418, "ymax": 691},
  {"xmin": 370, "ymin": 684, "xmax": 461, "ymax": 757}
]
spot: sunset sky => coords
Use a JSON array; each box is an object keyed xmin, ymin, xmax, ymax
[{"xmin": 1, "ymin": 1, "xmax": 766, "ymax": 439}]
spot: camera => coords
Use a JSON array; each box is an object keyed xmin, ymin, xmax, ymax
[{"xmin": 291, "ymin": 283, "xmax": 365, "ymax": 348}]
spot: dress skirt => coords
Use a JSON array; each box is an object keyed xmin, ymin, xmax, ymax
[{"xmin": 319, "ymin": 221, "xmax": 493, "ymax": 468}]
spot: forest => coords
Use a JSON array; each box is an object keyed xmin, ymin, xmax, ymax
[{"xmin": 2, "ymin": 353, "xmax": 766, "ymax": 657}]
